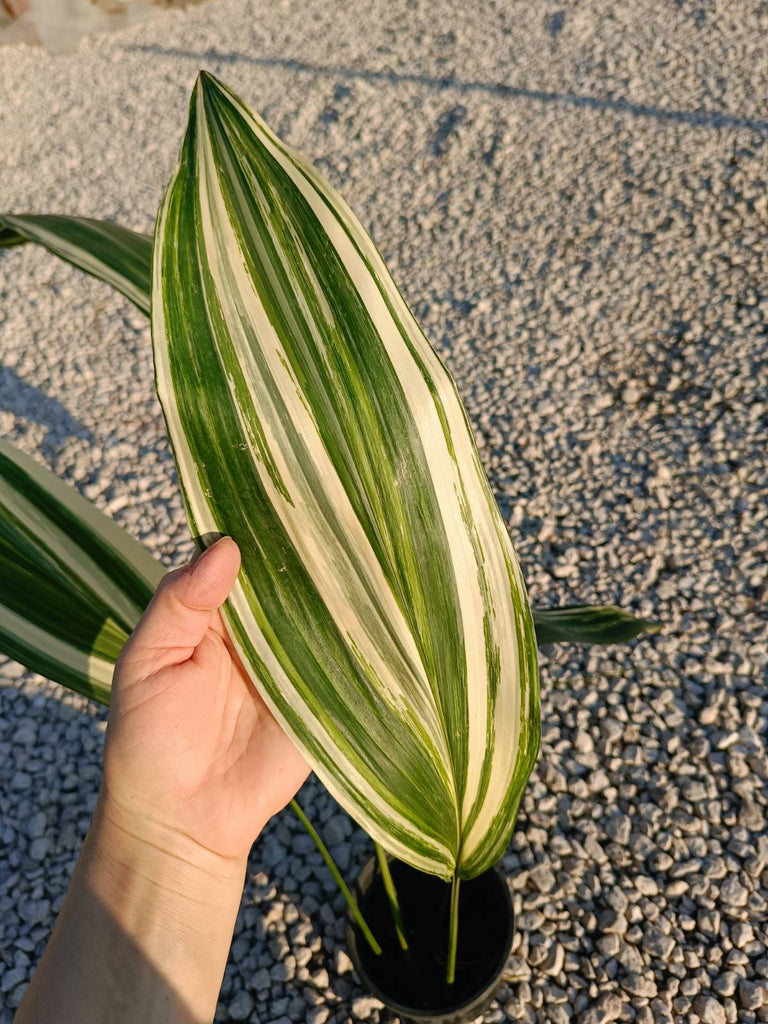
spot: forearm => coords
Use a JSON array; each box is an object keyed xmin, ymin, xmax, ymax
[{"xmin": 14, "ymin": 797, "xmax": 247, "ymax": 1024}]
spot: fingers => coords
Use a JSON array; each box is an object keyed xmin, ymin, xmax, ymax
[{"xmin": 120, "ymin": 537, "xmax": 241, "ymax": 675}]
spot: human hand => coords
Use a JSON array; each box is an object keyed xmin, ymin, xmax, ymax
[
  {"xmin": 100, "ymin": 536, "xmax": 309, "ymax": 871},
  {"xmin": 16, "ymin": 537, "xmax": 309, "ymax": 1024}
]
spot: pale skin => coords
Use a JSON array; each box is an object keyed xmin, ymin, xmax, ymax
[{"xmin": 14, "ymin": 537, "xmax": 310, "ymax": 1024}]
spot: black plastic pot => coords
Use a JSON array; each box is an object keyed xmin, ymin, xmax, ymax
[{"xmin": 346, "ymin": 856, "xmax": 514, "ymax": 1024}]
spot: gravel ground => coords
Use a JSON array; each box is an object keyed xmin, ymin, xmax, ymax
[{"xmin": 1, "ymin": 2, "xmax": 767, "ymax": 1022}]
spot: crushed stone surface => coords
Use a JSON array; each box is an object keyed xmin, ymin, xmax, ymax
[{"xmin": 1, "ymin": 1, "xmax": 767, "ymax": 1021}]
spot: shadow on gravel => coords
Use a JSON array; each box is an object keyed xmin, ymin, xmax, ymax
[
  {"xmin": 0, "ymin": 680, "xmax": 348, "ymax": 1011},
  {"xmin": 0, "ymin": 366, "xmax": 93, "ymax": 451},
  {"xmin": 0, "ymin": 682, "xmax": 203, "ymax": 1021},
  {"xmin": 130, "ymin": 44, "xmax": 768, "ymax": 136}
]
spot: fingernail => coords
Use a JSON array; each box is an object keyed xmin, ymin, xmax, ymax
[{"xmin": 191, "ymin": 535, "xmax": 232, "ymax": 565}]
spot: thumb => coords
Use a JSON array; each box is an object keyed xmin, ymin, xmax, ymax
[{"xmin": 120, "ymin": 536, "xmax": 241, "ymax": 675}]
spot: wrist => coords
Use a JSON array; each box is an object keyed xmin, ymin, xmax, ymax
[
  {"xmin": 64, "ymin": 793, "xmax": 248, "ymax": 1023},
  {"xmin": 90, "ymin": 792, "xmax": 249, "ymax": 896}
]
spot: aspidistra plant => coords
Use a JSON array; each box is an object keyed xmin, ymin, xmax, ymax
[{"xmin": 0, "ymin": 72, "xmax": 659, "ymax": 978}]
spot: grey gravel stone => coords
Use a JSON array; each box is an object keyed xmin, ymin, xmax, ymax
[
  {"xmin": 634, "ymin": 876, "xmax": 659, "ymax": 897},
  {"xmin": 598, "ymin": 909, "xmax": 628, "ymax": 935},
  {"xmin": 12, "ymin": 724, "xmax": 36, "ymax": 746},
  {"xmin": 621, "ymin": 972, "xmax": 657, "ymax": 998},
  {"xmin": 7, "ymin": 983, "xmax": 28, "ymax": 1009},
  {"xmin": 311, "ymin": 968, "xmax": 330, "ymax": 990},
  {"xmin": 251, "ymin": 967, "xmax": 271, "ymax": 992},
  {"xmin": 720, "ymin": 877, "xmax": 750, "ymax": 907},
  {"xmin": 10, "ymin": 772, "xmax": 32, "ymax": 792},
  {"xmin": 18, "ymin": 899, "xmax": 51, "ymax": 927},
  {"xmin": 1, "ymin": 967, "xmax": 27, "ymax": 994},
  {"xmin": 26, "ymin": 812, "xmax": 47, "ymax": 840},
  {"xmin": 227, "ymin": 990, "xmax": 254, "ymax": 1021},
  {"xmin": 738, "ymin": 981, "xmax": 764, "ymax": 1011},
  {"xmin": 28, "ymin": 837, "xmax": 51, "ymax": 862},
  {"xmin": 596, "ymin": 934, "xmax": 620, "ymax": 957},
  {"xmin": 307, "ymin": 1008, "xmax": 330, "ymax": 1024},
  {"xmin": 528, "ymin": 865, "xmax": 556, "ymax": 893},
  {"xmin": 577, "ymin": 992, "xmax": 624, "ymax": 1024},
  {"xmin": 693, "ymin": 995, "xmax": 727, "ymax": 1024},
  {"xmin": 730, "ymin": 922, "xmax": 754, "ymax": 948},
  {"xmin": 642, "ymin": 925, "xmax": 675, "ymax": 959},
  {"xmin": 350, "ymin": 995, "xmax": 384, "ymax": 1018},
  {"xmin": 714, "ymin": 972, "xmax": 740, "ymax": 998},
  {"xmin": 604, "ymin": 814, "xmax": 631, "ymax": 845},
  {"xmin": 323, "ymin": 815, "xmax": 351, "ymax": 847},
  {"xmin": 542, "ymin": 942, "xmax": 565, "ymax": 977}
]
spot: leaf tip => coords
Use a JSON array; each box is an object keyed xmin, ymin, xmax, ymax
[{"xmin": 195, "ymin": 69, "xmax": 226, "ymax": 100}]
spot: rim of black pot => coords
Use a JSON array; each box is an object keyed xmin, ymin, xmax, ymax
[{"xmin": 345, "ymin": 856, "xmax": 515, "ymax": 1023}]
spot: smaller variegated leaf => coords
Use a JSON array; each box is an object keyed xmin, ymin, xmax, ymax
[
  {"xmin": 0, "ymin": 441, "xmax": 163, "ymax": 703},
  {"xmin": 0, "ymin": 214, "xmax": 152, "ymax": 314},
  {"xmin": 533, "ymin": 605, "xmax": 660, "ymax": 646}
]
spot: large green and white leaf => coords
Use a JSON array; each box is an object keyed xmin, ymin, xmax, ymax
[
  {"xmin": 153, "ymin": 72, "xmax": 540, "ymax": 880},
  {"xmin": 0, "ymin": 214, "xmax": 152, "ymax": 314},
  {"xmin": 0, "ymin": 441, "xmax": 163, "ymax": 703},
  {"xmin": 533, "ymin": 605, "xmax": 660, "ymax": 646}
]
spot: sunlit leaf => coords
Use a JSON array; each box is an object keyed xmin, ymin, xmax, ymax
[{"xmin": 152, "ymin": 73, "xmax": 540, "ymax": 879}]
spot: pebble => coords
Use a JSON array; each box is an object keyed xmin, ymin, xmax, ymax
[
  {"xmin": 714, "ymin": 972, "xmax": 739, "ymax": 998},
  {"xmin": 720, "ymin": 877, "xmax": 750, "ymax": 907},
  {"xmin": 642, "ymin": 926, "xmax": 675, "ymax": 959},
  {"xmin": 598, "ymin": 910, "xmax": 628, "ymax": 935},
  {"xmin": 692, "ymin": 995, "xmax": 727, "ymax": 1024},
  {"xmin": 27, "ymin": 813, "xmax": 47, "ymax": 840},
  {"xmin": 604, "ymin": 814, "xmax": 631, "ymax": 845},
  {"xmin": 1, "ymin": 967, "xmax": 27, "ymax": 994},
  {"xmin": 28, "ymin": 837, "xmax": 52, "ymax": 862},
  {"xmin": 18, "ymin": 899, "xmax": 51, "ymax": 927},
  {"xmin": 596, "ymin": 934, "xmax": 620, "ymax": 957},
  {"xmin": 634, "ymin": 876, "xmax": 659, "ymax": 897},
  {"xmin": 252, "ymin": 967, "xmax": 271, "ymax": 992},
  {"xmin": 578, "ymin": 993, "xmax": 623, "ymax": 1024},
  {"xmin": 622, "ymin": 971, "xmax": 657, "ymax": 998},
  {"xmin": 333, "ymin": 949, "xmax": 353, "ymax": 975},
  {"xmin": 227, "ymin": 991, "xmax": 254, "ymax": 1021},
  {"xmin": 311, "ymin": 969, "xmax": 330, "ymax": 990},
  {"xmin": 528, "ymin": 865, "xmax": 556, "ymax": 893},
  {"xmin": 505, "ymin": 955, "xmax": 532, "ymax": 981},
  {"xmin": 350, "ymin": 995, "xmax": 384, "ymax": 1018},
  {"xmin": 543, "ymin": 942, "xmax": 565, "ymax": 977},
  {"xmin": 738, "ymin": 981, "xmax": 764, "ymax": 1011},
  {"xmin": 323, "ymin": 815, "xmax": 351, "ymax": 846}
]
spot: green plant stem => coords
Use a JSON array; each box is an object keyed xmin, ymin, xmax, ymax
[
  {"xmin": 374, "ymin": 842, "xmax": 408, "ymax": 951},
  {"xmin": 289, "ymin": 799, "xmax": 382, "ymax": 956},
  {"xmin": 446, "ymin": 874, "xmax": 460, "ymax": 985}
]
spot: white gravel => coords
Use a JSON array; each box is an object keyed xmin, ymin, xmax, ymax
[{"xmin": 1, "ymin": 2, "xmax": 767, "ymax": 1022}]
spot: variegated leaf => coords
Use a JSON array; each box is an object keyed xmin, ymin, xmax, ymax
[
  {"xmin": 0, "ymin": 214, "xmax": 152, "ymax": 314},
  {"xmin": 153, "ymin": 73, "xmax": 540, "ymax": 880},
  {"xmin": 0, "ymin": 441, "xmax": 163, "ymax": 703},
  {"xmin": 533, "ymin": 605, "xmax": 660, "ymax": 646}
]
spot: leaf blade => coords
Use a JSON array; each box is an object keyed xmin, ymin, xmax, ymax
[
  {"xmin": 533, "ymin": 605, "xmax": 661, "ymax": 646},
  {"xmin": 0, "ymin": 441, "xmax": 163, "ymax": 703},
  {"xmin": 153, "ymin": 73, "xmax": 539, "ymax": 878},
  {"xmin": 0, "ymin": 214, "xmax": 152, "ymax": 313}
]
